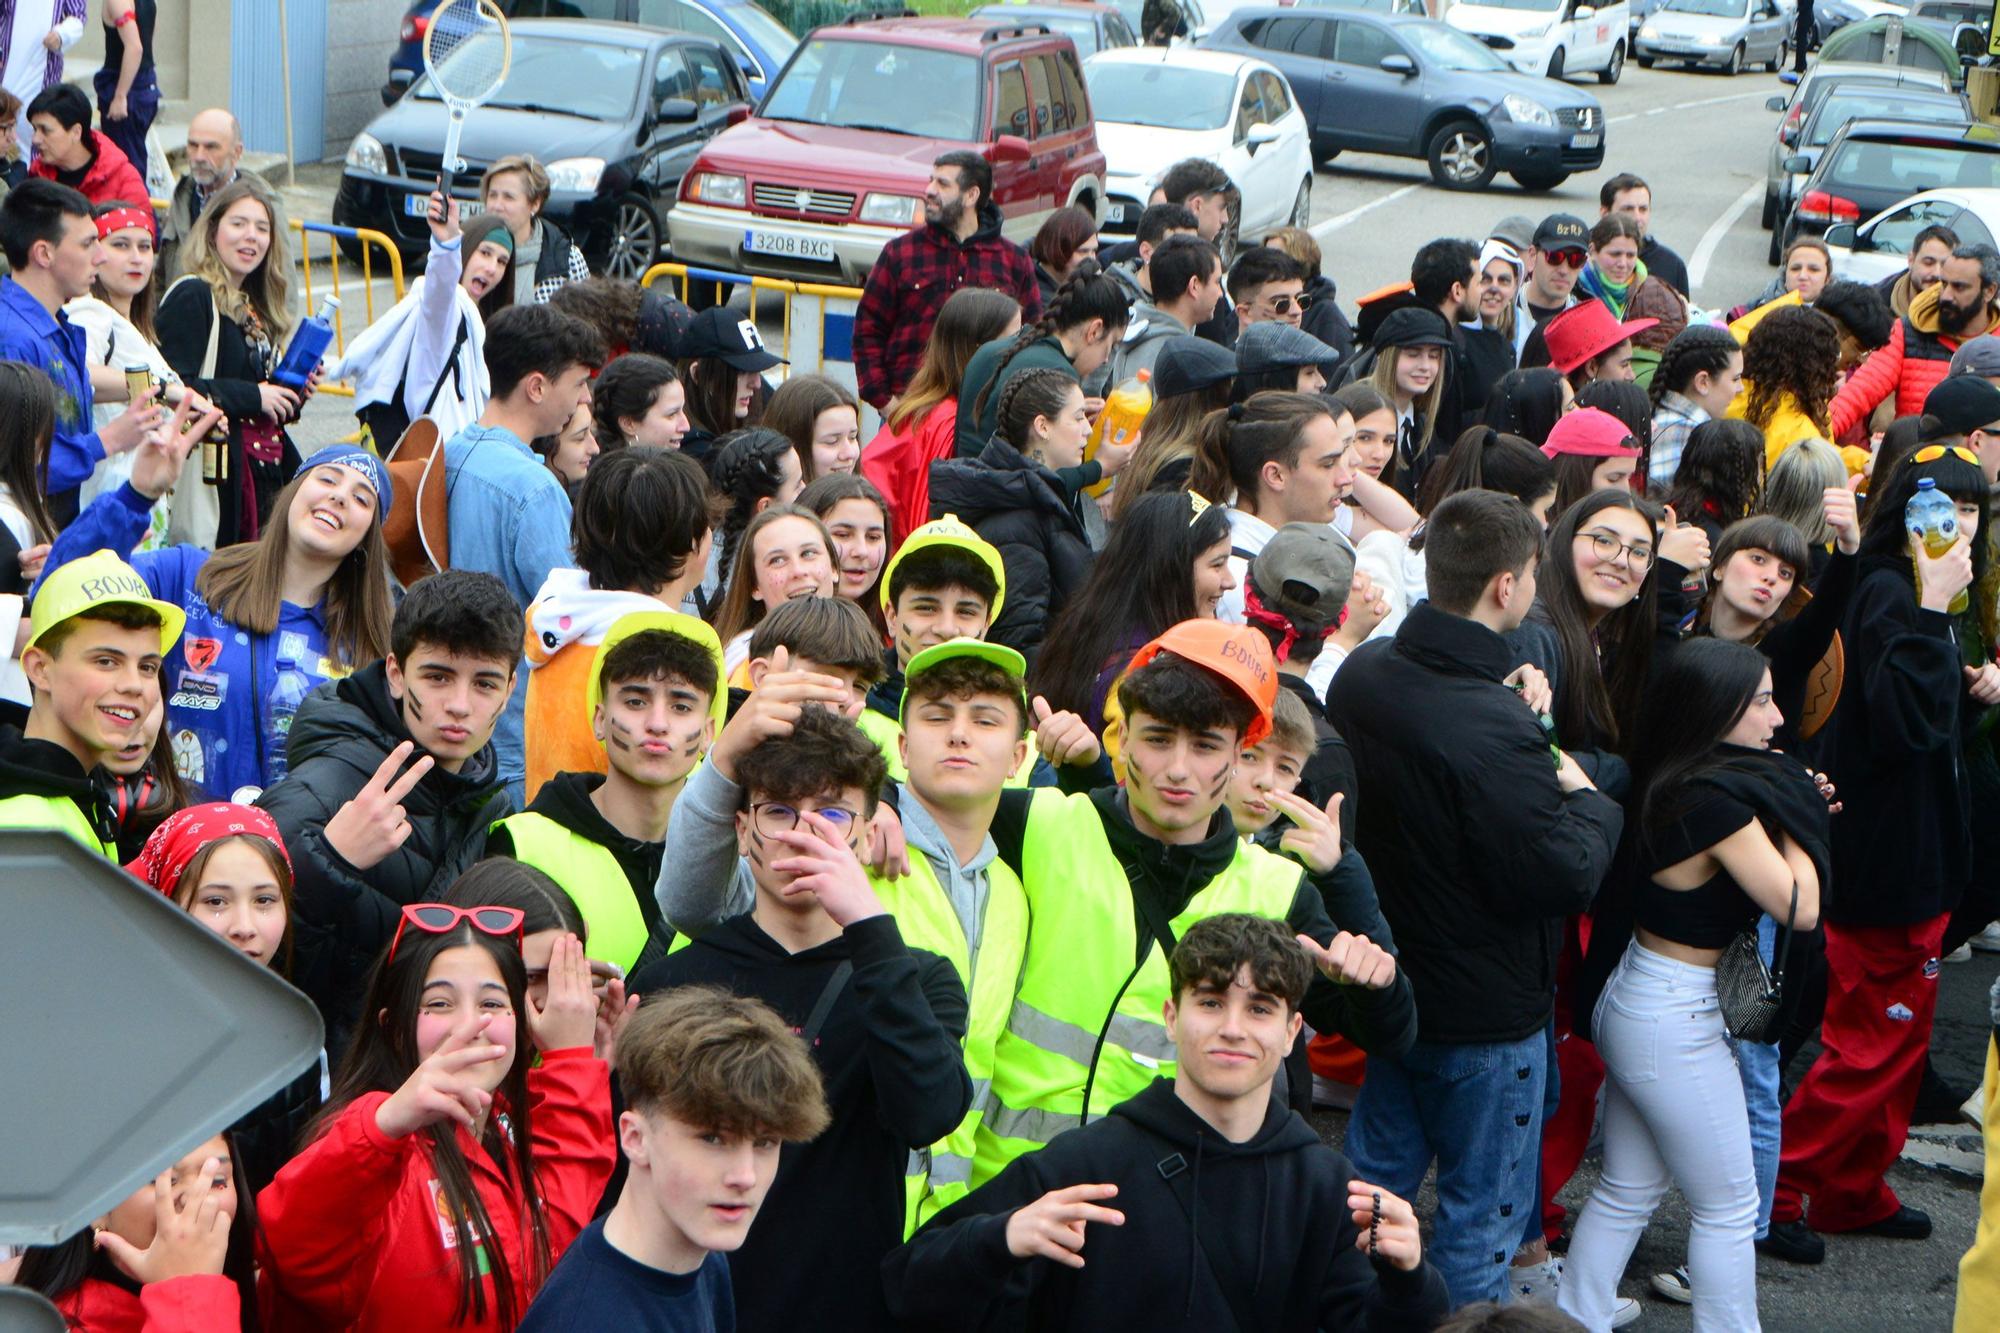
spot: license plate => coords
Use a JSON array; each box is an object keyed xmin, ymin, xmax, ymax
[
  {"xmin": 1105, "ymin": 202, "xmax": 1127, "ymax": 223},
  {"xmin": 1571, "ymin": 132, "xmax": 1601, "ymax": 149},
  {"xmin": 744, "ymin": 229, "xmax": 835, "ymax": 262},
  {"xmin": 403, "ymin": 193, "xmax": 481, "ymax": 218}
]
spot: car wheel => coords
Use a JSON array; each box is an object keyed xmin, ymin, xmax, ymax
[
  {"xmin": 1637, "ymin": 53, "xmax": 1655, "ymax": 67},
  {"xmin": 1768, "ymin": 219, "xmax": 1785, "ymax": 266},
  {"xmin": 1769, "ymin": 39, "xmax": 1787, "ymax": 71},
  {"xmin": 1289, "ymin": 176, "xmax": 1311, "ymax": 227},
  {"xmin": 1546, "ymin": 46, "xmax": 1566, "ymax": 80},
  {"xmin": 600, "ymin": 193, "xmax": 663, "ymax": 281},
  {"xmin": 1512, "ymin": 168, "xmax": 1570, "ymax": 191},
  {"xmin": 1760, "ymin": 188, "xmax": 1777, "ymax": 230},
  {"xmin": 1426, "ymin": 119, "xmax": 1497, "ymax": 191},
  {"xmin": 1725, "ymin": 41, "xmax": 1745, "ymax": 75},
  {"xmin": 1599, "ymin": 41, "xmax": 1624, "ymax": 84}
]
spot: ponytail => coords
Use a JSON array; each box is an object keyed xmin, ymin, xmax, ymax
[
  {"xmin": 1187, "ymin": 390, "xmax": 1333, "ymax": 507},
  {"xmin": 971, "ymin": 271, "xmax": 1132, "ymax": 423}
]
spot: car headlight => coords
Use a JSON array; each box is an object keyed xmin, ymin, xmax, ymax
[
  {"xmin": 859, "ymin": 192, "xmax": 923, "ymax": 226},
  {"xmin": 1521, "ymin": 22, "xmax": 1551, "ymax": 36},
  {"xmin": 1503, "ymin": 93, "xmax": 1556, "ymax": 127},
  {"xmin": 1638, "ymin": 23, "xmax": 1659, "ymax": 37},
  {"xmin": 345, "ymin": 132, "xmax": 388, "ymax": 176},
  {"xmin": 689, "ymin": 172, "xmax": 746, "ymax": 207},
  {"xmin": 544, "ymin": 157, "xmax": 605, "ymax": 194}
]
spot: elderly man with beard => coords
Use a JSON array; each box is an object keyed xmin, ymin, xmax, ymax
[
  {"xmin": 160, "ymin": 108, "xmax": 269, "ymax": 283},
  {"xmin": 1830, "ymin": 244, "xmax": 2000, "ymax": 440}
]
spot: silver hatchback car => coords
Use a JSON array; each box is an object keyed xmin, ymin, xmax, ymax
[{"xmin": 1633, "ymin": 0, "xmax": 1790, "ymax": 72}]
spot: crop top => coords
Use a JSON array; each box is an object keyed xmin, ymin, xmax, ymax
[{"xmin": 1636, "ymin": 793, "xmax": 1769, "ymax": 949}]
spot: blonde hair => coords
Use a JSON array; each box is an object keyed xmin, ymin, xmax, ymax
[
  {"xmin": 483, "ymin": 154, "xmax": 551, "ymax": 210},
  {"xmin": 184, "ymin": 179, "xmax": 293, "ymax": 341}
]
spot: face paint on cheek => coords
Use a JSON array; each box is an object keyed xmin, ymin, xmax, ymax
[
  {"xmin": 744, "ymin": 826, "xmax": 767, "ymax": 870},
  {"xmin": 1205, "ymin": 767, "xmax": 1231, "ymax": 802},
  {"xmin": 604, "ymin": 714, "xmax": 638, "ymax": 753}
]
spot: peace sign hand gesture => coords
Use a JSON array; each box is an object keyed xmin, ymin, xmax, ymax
[
  {"xmin": 373, "ymin": 1013, "xmax": 508, "ymax": 1139},
  {"xmin": 322, "ymin": 741, "xmax": 435, "ymax": 871}
]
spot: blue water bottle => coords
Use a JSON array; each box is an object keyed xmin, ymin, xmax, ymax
[
  {"xmin": 265, "ymin": 657, "xmax": 313, "ymax": 781},
  {"xmin": 272, "ymin": 296, "xmax": 340, "ymax": 391},
  {"xmin": 1905, "ymin": 477, "xmax": 1969, "ymax": 615}
]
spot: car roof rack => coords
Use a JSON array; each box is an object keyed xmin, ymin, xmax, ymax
[
  {"xmin": 840, "ymin": 6, "xmax": 920, "ymax": 23},
  {"xmin": 982, "ymin": 21, "xmax": 1054, "ymax": 41}
]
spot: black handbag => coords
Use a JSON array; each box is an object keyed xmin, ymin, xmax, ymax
[{"xmin": 1716, "ymin": 881, "xmax": 1797, "ymax": 1043}]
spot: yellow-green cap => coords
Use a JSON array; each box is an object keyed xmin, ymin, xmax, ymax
[
  {"xmin": 900, "ymin": 637, "xmax": 1027, "ymax": 722},
  {"xmin": 28, "ymin": 549, "xmax": 185, "ymax": 654},
  {"xmin": 588, "ymin": 610, "xmax": 728, "ymax": 731},
  {"xmin": 879, "ymin": 514, "xmax": 1006, "ymax": 619}
]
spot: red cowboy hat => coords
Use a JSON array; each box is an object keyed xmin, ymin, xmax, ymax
[{"xmin": 1543, "ymin": 298, "xmax": 1658, "ymax": 374}]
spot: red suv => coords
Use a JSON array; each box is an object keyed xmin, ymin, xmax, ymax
[{"xmin": 667, "ymin": 15, "xmax": 1107, "ymax": 283}]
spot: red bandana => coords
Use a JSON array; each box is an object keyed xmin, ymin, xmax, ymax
[{"xmin": 126, "ymin": 802, "xmax": 291, "ymax": 901}]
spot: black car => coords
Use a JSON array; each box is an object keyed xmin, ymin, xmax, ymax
[
  {"xmin": 336, "ymin": 19, "xmax": 751, "ymax": 278},
  {"xmin": 1769, "ymin": 86, "xmax": 1971, "ymax": 258},
  {"xmin": 1776, "ymin": 118, "xmax": 2000, "ymax": 262},
  {"xmin": 1202, "ymin": 7, "xmax": 1606, "ymax": 191}
]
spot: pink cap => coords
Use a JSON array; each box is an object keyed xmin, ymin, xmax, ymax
[{"xmin": 1541, "ymin": 407, "xmax": 1641, "ymax": 460}]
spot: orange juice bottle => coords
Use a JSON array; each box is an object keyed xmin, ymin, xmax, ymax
[{"xmin": 1085, "ymin": 369, "xmax": 1151, "ymax": 498}]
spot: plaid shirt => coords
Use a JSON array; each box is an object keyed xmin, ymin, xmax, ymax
[{"xmin": 853, "ymin": 204, "xmax": 1040, "ymax": 408}]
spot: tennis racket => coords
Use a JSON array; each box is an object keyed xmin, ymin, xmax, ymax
[{"xmin": 421, "ymin": 0, "xmax": 512, "ymax": 199}]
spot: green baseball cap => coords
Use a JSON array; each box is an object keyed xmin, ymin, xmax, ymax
[{"xmin": 899, "ymin": 637, "xmax": 1028, "ymax": 722}]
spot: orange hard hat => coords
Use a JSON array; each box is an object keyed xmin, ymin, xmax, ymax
[{"xmin": 1124, "ymin": 619, "xmax": 1278, "ymax": 747}]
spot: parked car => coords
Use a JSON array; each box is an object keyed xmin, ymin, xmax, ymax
[
  {"xmin": 1085, "ymin": 45, "xmax": 1313, "ymax": 244},
  {"xmin": 1444, "ymin": 0, "xmax": 1631, "ymax": 83},
  {"xmin": 340, "ymin": 19, "xmax": 751, "ymax": 277},
  {"xmin": 1907, "ymin": 0, "xmax": 1990, "ymax": 47},
  {"xmin": 972, "ymin": 0, "xmax": 1138, "ymax": 54},
  {"xmin": 1633, "ymin": 0, "xmax": 1790, "ymax": 71},
  {"xmin": 1769, "ymin": 85, "xmax": 1969, "ymax": 234},
  {"xmin": 1773, "ymin": 119, "xmax": 2000, "ymax": 263},
  {"xmin": 667, "ymin": 16, "xmax": 1107, "ymax": 282},
  {"xmin": 382, "ymin": 0, "xmax": 799, "ymax": 104},
  {"xmin": 1823, "ymin": 186, "xmax": 2000, "ymax": 285},
  {"xmin": 1300, "ymin": 0, "xmax": 1431, "ymax": 13},
  {"xmin": 1762, "ymin": 60, "xmax": 1952, "ymax": 227},
  {"xmin": 1204, "ymin": 7, "xmax": 1606, "ymax": 190}
]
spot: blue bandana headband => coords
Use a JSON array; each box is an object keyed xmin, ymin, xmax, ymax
[{"xmin": 296, "ymin": 445, "xmax": 393, "ymax": 521}]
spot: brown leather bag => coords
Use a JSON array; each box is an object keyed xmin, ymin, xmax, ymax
[{"xmin": 382, "ymin": 417, "xmax": 449, "ymax": 589}]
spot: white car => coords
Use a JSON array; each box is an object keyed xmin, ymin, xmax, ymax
[
  {"xmin": 1447, "ymin": 0, "xmax": 1632, "ymax": 82},
  {"xmin": 1084, "ymin": 46, "xmax": 1315, "ymax": 251},
  {"xmin": 1822, "ymin": 187, "xmax": 2000, "ymax": 286}
]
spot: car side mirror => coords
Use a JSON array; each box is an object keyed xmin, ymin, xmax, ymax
[
  {"xmin": 1823, "ymin": 222, "xmax": 1858, "ymax": 248},
  {"xmin": 1782, "ymin": 153, "xmax": 1811, "ymax": 172},
  {"xmin": 1766, "ymin": 94, "xmax": 1786, "ymax": 111},
  {"xmin": 1246, "ymin": 121, "xmax": 1282, "ymax": 148},
  {"xmin": 658, "ymin": 97, "xmax": 700, "ymax": 123},
  {"xmin": 1576, "ymin": 4, "xmax": 1597, "ymax": 17},
  {"xmin": 1380, "ymin": 52, "xmax": 1417, "ymax": 75},
  {"xmin": 993, "ymin": 133, "xmax": 1033, "ymax": 163}
]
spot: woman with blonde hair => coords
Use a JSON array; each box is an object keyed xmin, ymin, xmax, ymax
[
  {"xmin": 479, "ymin": 152, "xmax": 591, "ymax": 304},
  {"xmin": 157, "ymin": 178, "xmax": 305, "ymax": 547},
  {"xmin": 1366, "ymin": 307, "xmax": 1453, "ymax": 499}
]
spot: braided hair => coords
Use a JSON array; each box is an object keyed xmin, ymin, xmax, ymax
[
  {"xmin": 710, "ymin": 427, "xmax": 797, "ymax": 576},
  {"xmin": 1649, "ymin": 324, "xmax": 1741, "ymax": 412},
  {"xmin": 995, "ymin": 367, "xmax": 1083, "ymax": 463},
  {"xmin": 970, "ymin": 271, "xmax": 1131, "ymax": 425}
]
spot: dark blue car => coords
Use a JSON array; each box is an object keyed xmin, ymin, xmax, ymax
[{"xmin": 384, "ymin": 0, "xmax": 799, "ymax": 103}]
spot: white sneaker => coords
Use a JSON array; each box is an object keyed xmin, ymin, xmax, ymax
[
  {"xmin": 1611, "ymin": 1296, "xmax": 1644, "ymax": 1327},
  {"xmin": 1650, "ymin": 1266, "xmax": 1693, "ymax": 1303},
  {"xmin": 1505, "ymin": 1256, "xmax": 1562, "ymax": 1304},
  {"xmin": 1964, "ymin": 1083, "xmax": 1986, "ymax": 1129},
  {"xmin": 1971, "ymin": 922, "xmax": 2000, "ymax": 953},
  {"xmin": 1944, "ymin": 942, "xmax": 1973, "ymax": 964}
]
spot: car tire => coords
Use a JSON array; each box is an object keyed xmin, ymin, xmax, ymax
[
  {"xmin": 1599, "ymin": 41, "xmax": 1624, "ymax": 84},
  {"xmin": 1637, "ymin": 53, "xmax": 1655, "ymax": 67},
  {"xmin": 1289, "ymin": 176, "xmax": 1312, "ymax": 227},
  {"xmin": 1426, "ymin": 119, "xmax": 1497, "ymax": 191},
  {"xmin": 1769, "ymin": 39, "xmax": 1787, "ymax": 71},
  {"xmin": 1546, "ymin": 46, "xmax": 1566, "ymax": 80},
  {"xmin": 1512, "ymin": 168, "xmax": 1570, "ymax": 191},
  {"xmin": 1761, "ymin": 188, "xmax": 1777, "ymax": 230},
  {"xmin": 1725, "ymin": 41, "xmax": 1745, "ymax": 75},
  {"xmin": 1768, "ymin": 219, "xmax": 1786, "ymax": 266},
  {"xmin": 599, "ymin": 193, "xmax": 663, "ymax": 282}
]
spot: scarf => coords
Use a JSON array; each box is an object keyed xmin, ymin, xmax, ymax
[{"xmin": 1577, "ymin": 258, "xmax": 1651, "ymax": 321}]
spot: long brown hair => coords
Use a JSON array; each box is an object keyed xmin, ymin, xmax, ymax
[
  {"xmin": 680, "ymin": 355, "xmax": 763, "ymax": 437},
  {"xmin": 1114, "ymin": 379, "xmax": 1232, "ymax": 519},
  {"xmin": 1743, "ymin": 304, "xmax": 1838, "ymax": 438},
  {"xmin": 0, "ymin": 361, "xmax": 59, "ymax": 545},
  {"xmin": 763, "ymin": 372, "xmax": 860, "ymax": 484},
  {"xmin": 195, "ymin": 473, "xmax": 394, "ymax": 667},
  {"xmin": 183, "ymin": 178, "xmax": 294, "ymax": 341},
  {"xmin": 91, "ymin": 200, "xmax": 160, "ymax": 341},
  {"xmin": 711, "ymin": 503, "xmax": 833, "ymax": 643},
  {"xmin": 888, "ymin": 288, "xmax": 1021, "ymax": 434}
]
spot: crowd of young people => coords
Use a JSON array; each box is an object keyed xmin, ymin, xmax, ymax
[{"xmin": 2, "ymin": 146, "xmax": 1996, "ymax": 1333}]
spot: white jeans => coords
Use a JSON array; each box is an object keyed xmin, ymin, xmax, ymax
[{"xmin": 1559, "ymin": 941, "xmax": 1762, "ymax": 1332}]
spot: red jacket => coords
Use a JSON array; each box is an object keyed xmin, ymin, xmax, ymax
[
  {"xmin": 860, "ymin": 398, "xmax": 959, "ymax": 542},
  {"xmin": 1829, "ymin": 284, "xmax": 2000, "ymax": 439},
  {"xmin": 53, "ymin": 1274, "xmax": 240, "ymax": 1333},
  {"xmin": 255, "ymin": 1048, "xmax": 613, "ymax": 1333},
  {"xmin": 30, "ymin": 131, "xmax": 152, "ymax": 221}
]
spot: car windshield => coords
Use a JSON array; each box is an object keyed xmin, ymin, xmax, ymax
[
  {"xmin": 1086, "ymin": 62, "xmax": 1236, "ymax": 130},
  {"xmin": 1402, "ymin": 22, "xmax": 1510, "ymax": 69},
  {"xmin": 1664, "ymin": 0, "xmax": 1747, "ymax": 16},
  {"xmin": 410, "ymin": 35, "xmax": 640, "ymax": 120},
  {"xmin": 1043, "ymin": 15, "xmax": 1104, "ymax": 53},
  {"xmin": 730, "ymin": 3, "xmax": 801, "ymax": 65},
  {"xmin": 1824, "ymin": 138, "xmax": 2000, "ymax": 193},
  {"xmin": 762, "ymin": 39, "xmax": 979, "ymax": 138},
  {"xmin": 1809, "ymin": 93, "xmax": 1965, "ymax": 144}
]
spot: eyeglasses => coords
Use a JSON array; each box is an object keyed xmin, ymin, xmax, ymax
[
  {"xmin": 1262, "ymin": 292, "xmax": 1314, "ymax": 314},
  {"xmin": 387, "ymin": 903, "xmax": 524, "ymax": 966},
  {"xmin": 1913, "ymin": 445, "xmax": 1979, "ymax": 465},
  {"xmin": 1577, "ymin": 529, "xmax": 1654, "ymax": 570},
  {"xmin": 749, "ymin": 801, "xmax": 860, "ymax": 840},
  {"xmin": 1542, "ymin": 249, "xmax": 1587, "ymax": 270}
]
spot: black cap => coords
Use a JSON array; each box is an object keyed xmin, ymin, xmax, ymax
[
  {"xmin": 1923, "ymin": 372, "xmax": 2000, "ymax": 435},
  {"xmin": 1533, "ymin": 213, "xmax": 1590, "ymax": 252},
  {"xmin": 1372, "ymin": 306, "xmax": 1454, "ymax": 350},
  {"xmin": 678, "ymin": 307, "xmax": 787, "ymax": 372},
  {"xmin": 633, "ymin": 287, "xmax": 696, "ymax": 360},
  {"xmin": 1152, "ymin": 335, "xmax": 1236, "ymax": 399}
]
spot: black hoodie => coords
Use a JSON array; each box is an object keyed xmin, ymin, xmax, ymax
[
  {"xmin": 629, "ymin": 912, "xmax": 971, "ymax": 1333},
  {"xmin": 0, "ymin": 724, "xmax": 117, "ymax": 849},
  {"xmin": 883, "ymin": 1078, "xmax": 1451, "ymax": 1331},
  {"xmin": 256, "ymin": 661, "xmax": 513, "ymax": 1039},
  {"xmin": 488, "ymin": 770, "xmax": 667, "ymax": 942}
]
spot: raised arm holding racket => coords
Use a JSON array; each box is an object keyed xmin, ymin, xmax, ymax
[{"xmin": 421, "ymin": 0, "xmax": 513, "ymax": 199}]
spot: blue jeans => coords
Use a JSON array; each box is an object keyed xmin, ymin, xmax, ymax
[
  {"xmin": 1349, "ymin": 1033, "xmax": 1549, "ymax": 1307},
  {"xmin": 1729, "ymin": 914, "xmax": 1783, "ymax": 1240}
]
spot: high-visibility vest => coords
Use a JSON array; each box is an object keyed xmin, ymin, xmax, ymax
[
  {"xmin": 0, "ymin": 793, "xmax": 115, "ymax": 859},
  {"xmin": 871, "ymin": 845, "xmax": 1028, "ymax": 1234},
  {"xmin": 975, "ymin": 788, "xmax": 1300, "ymax": 1186},
  {"xmin": 854, "ymin": 706, "xmax": 1041, "ymax": 788},
  {"xmin": 493, "ymin": 811, "xmax": 650, "ymax": 974}
]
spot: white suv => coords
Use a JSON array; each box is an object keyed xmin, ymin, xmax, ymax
[{"xmin": 1447, "ymin": 0, "xmax": 1632, "ymax": 83}]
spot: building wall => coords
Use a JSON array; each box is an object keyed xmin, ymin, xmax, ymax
[{"xmin": 325, "ymin": 0, "xmax": 409, "ymax": 159}]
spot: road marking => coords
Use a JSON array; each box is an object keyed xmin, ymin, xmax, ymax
[
  {"xmin": 1608, "ymin": 88, "xmax": 1770, "ymax": 125},
  {"xmin": 1312, "ymin": 183, "xmax": 1422, "ymax": 240},
  {"xmin": 1902, "ymin": 1125, "xmax": 1984, "ymax": 1179},
  {"xmin": 1688, "ymin": 180, "xmax": 1764, "ymax": 299}
]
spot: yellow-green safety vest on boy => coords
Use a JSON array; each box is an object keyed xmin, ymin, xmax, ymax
[
  {"xmin": 854, "ymin": 707, "xmax": 1041, "ymax": 787},
  {"xmin": 0, "ymin": 793, "xmax": 116, "ymax": 858},
  {"xmin": 493, "ymin": 811, "xmax": 650, "ymax": 974},
  {"xmin": 870, "ymin": 847, "xmax": 1028, "ymax": 1235},
  {"xmin": 975, "ymin": 788, "xmax": 1301, "ymax": 1186}
]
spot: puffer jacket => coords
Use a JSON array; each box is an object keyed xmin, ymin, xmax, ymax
[
  {"xmin": 927, "ymin": 436, "xmax": 1094, "ymax": 664},
  {"xmin": 257, "ymin": 661, "xmax": 513, "ymax": 1045},
  {"xmin": 1829, "ymin": 283, "xmax": 2000, "ymax": 439}
]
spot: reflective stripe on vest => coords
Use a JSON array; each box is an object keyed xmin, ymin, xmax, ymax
[
  {"xmin": 0, "ymin": 793, "xmax": 115, "ymax": 859},
  {"xmin": 855, "ymin": 705, "xmax": 1041, "ymax": 789},
  {"xmin": 976, "ymin": 788, "xmax": 1300, "ymax": 1185},
  {"xmin": 874, "ymin": 850, "xmax": 1026, "ymax": 1233},
  {"xmin": 494, "ymin": 811, "xmax": 650, "ymax": 974}
]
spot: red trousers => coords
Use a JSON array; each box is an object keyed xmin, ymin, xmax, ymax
[
  {"xmin": 1775, "ymin": 914, "xmax": 1948, "ymax": 1231},
  {"xmin": 1538, "ymin": 916, "xmax": 1606, "ymax": 1242}
]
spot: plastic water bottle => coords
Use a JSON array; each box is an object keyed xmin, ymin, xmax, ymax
[
  {"xmin": 1085, "ymin": 369, "xmax": 1151, "ymax": 498},
  {"xmin": 272, "ymin": 296, "xmax": 341, "ymax": 391},
  {"xmin": 265, "ymin": 658, "xmax": 313, "ymax": 781},
  {"xmin": 1905, "ymin": 477, "xmax": 1969, "ymax": 615}
]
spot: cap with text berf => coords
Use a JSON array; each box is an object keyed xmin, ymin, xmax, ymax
[
  {"xmin": 28, "ymin": 550, "xmax": 185, "ymax": 654},
  {"xmin": 1124, "ymin": 619, "xmax": 1277, "ymax": 747},
  {"xmin": 679, "ymin": 306, "xmax": 787, "ymax": 373},
  {"xmin": 1533, "ymin": 213, "xmax": 1589, "ymax": 253}
]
